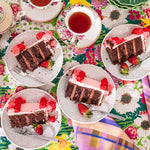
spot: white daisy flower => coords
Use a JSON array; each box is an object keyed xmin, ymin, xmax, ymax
[
  {"xmin": 63, "ymin": 60, "xmax": 80, "ymax": 74},
  {"xmin": 102, "ymin": 5, "xmax": 128, "ymax": 29},
  {"xmin": 62, "ymin": 46, "xmax": 74, "ymax": 59},
  {"xmin": 113, "ymin": 84, "xmax": 140, "ymax": 114},
  {"xmin": 139, "ymin": 137, "xmax": 150, "ymax": 150},
  {"xmin": 135, "ymin": 114, "xmax": 150, "ymax": 137}
]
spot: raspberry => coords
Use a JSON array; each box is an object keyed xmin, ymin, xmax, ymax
[
  {"xmin": 111, "ymin": 37, "xmax": 125, "ymax": 44},
  {"xmin": 36, "ymin": 32, "xmax": 44, "ymax": 40},
  {"xmin": 17, "ymin": 44, "xmax": 26, "ymax": 51},
  {"xmin": 15, "ymin": 97, "xmax": 22, "ymax": 105},
  {"xmin": 39, "ymin": 97, "xmax": 47, "ymax": 109},
  {"xmin": 14, "ymin": 104, "xmax": 21, "ymax": 113},
  {"xmin": 100, "ymin": 78, "xmax": 108, "ymax": 90},
  {"xmin": 132, "ymin": 28, "xmax": 144, "ymax": 35},
  {"xmin": 47, "ymin": 100, "xmax": 56, "ymax": 110},
  {"xmin": 21, "ymin": 97, "xmax": 26, "ymax": 104},
  {"xmin": 73, "ymin": 69, "xmax": 86, "ymax": 82},
  {"xmin": 49, "ymin": 116, "xmax": 56, "ymax": 122}
]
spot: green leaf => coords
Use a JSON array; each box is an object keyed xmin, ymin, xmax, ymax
[
  {"xmin": 50, "ymin": 18, "xmax": 57, "ymax": 26},
  {"xmin": 3, "ymin": 74, "xmax": 9, "ymax": 82},
  {"xmin": 147, "ymin": 136, "xmax": 150, "ymax": 140},
  {"xmin": 33, "ymin": 27, "xmax": 40, "ymax": 30},
  {"xmin": 137, "ymin": 137, "xmax": 143, "ymax": 146}
]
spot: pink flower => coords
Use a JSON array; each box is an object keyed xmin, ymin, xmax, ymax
[
  {"xmin": 11, "ymin": 32, "xmax": 19, "ymax": 41},
  {"xmin": 11, "ymin": 3, "xmax": 21, "ymax": 16},
  {"xmin": 128, "ymin": 10, "xmax": 141, "ymax": 20},
  {"xmin": 63, "ymin": 28, "xmax": 73, "ymax": 39},
  {"xmin": 0, "ymin": 93, "xmax": 12, "ymax": 108},
  {"xmin": 73, "ymin": 47, "xmax": 86, "ymax": 55},
  {"xmin": 95, "ymin": 9, "xmax": 103, "ymax": 20},
  {"xmin": 143, "ymin": 8, "xmax": 150, "ymax": 18},
  {"xmin": 57, "ymin": 20, "xmax": 62, "ymax": 26},
  {"xmin": 140, "ymin": 93, "xmax": 146, "ymax": 104},
  {"xmin": 14, "ymin": 86, "xmax": 25, "ymax": 93},
  {"xmin": 86, "ymin": 49, "xmax": 95, "ymax": 59},
  {"xmin": 67, "ymin": 118, "xmax": 73, "ymax": 127},
  {"xmin": 125, "ymin": 126, "xmax": 138, "ymax": 140},
  {"xmin": 92, "ymin": 0, "xmax": 108, "ymax": 9},
  {"xmin": 0, "ymin": 63, "xmax": 4, "ymax": 75}
]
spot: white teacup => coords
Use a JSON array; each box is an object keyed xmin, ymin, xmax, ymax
[
  {"xmin": 28, "ymin": 0, "xmax": 59, "ymax": 9},
  {"xmin": 65, "ymin": 6, "xmax": 95, "ymax": 36}
]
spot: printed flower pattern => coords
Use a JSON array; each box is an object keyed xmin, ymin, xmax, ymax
[
  {"xmin": 10, "ymin": 3, "xmax": 21, "ymax": 16},
  {"xmin": 102, "ymin": 5, "xmax": 128, "ymax": 29},
  {"xmin": 0, "ymin": 63, "xmax": 4, "ymax": 75},
  {"xmin": 114, "ymin": 84, "xmax": 140, "ymax": 114},
  {"xmin": 128, "ymin": 10, "xmax": 141, "ymax": 20},
  {"xmin": 125, "ymin": 126, "xmax": 138, "ymax": 140}
]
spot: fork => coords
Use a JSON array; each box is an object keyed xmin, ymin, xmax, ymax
[
  {"xmin": 88, "ymin": 105, "xmax": 125, "ymax": 121},
  {"xmin": 14, "ymin": 127, "xmax": 58, "ymax": 142},
  {"xmin": 13, "ymin": 66, "xmax": 56, "ymax": 87}
]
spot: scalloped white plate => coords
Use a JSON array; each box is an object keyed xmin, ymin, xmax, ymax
[
  {"xmin": 4, "ymin": 30, "xmax": 63, "ymax": 87},
  {"xmin": 101, "ymin": 24, "xmax": 150, "ymax": 81},
  {"xmin": 2, "ymin": 88, "xmax": 61, "ymax": 149},
  {"xmin": 57, "ymin": 64, "xmax": 116, "ymax": 124}
]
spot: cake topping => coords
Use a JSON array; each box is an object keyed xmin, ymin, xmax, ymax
[
  {"xmin": 132, "ymin": 28, "xmax": 144, "ymax": 35},
  {"xmin": 49, "ymin": 116, "xmax": 56, "ymax": 122},
  {"xmin": 12, "ymin": 42, "xmax": 26, "ymax": 56},
  {"xmin": 78, "ymin": 103, "xmax": 93, "ymax": 118},
  {"xmin": 39, "ymin": 97, "xmax": 47, "ymax": 109},
  {"xmin": 40, "ymin": 60, "xmax": 55, "ymax": 68},
  {"xmin": 120, "ymin": 62, "xmax": 129, "ymax": 74},
  {"xmin": 72, "ymin": 69, "xmax": 86, "ymax": 82},
  {"xmin": 33, "ymin": 124, "xmax": 43, "ymax": 135},
  {"xmin": 47, "ymin": 100, "xmax": 56, "ymax": 111},
  {"xmin": 100, "ymin": 78, "xmax": 108, "ymax": 91},
  {"xmin": 36, "ymin": 32, "xmax": 45, "ymax": 40}
]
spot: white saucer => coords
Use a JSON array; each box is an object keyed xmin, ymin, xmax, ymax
[
  {"xmin": 101, "ymin": 24, "xmax": 150, "ymax": 81},
  {"xmin": 2, "ymin": 88, "xmax": 61, "ymax": 149},
  {"xmin": 57, "ymin": 64, "xmax": 116, "ymax": 124},
  {"xmin": 4, "ymin": 30, "xmax": 63, "ymax": 87},
  {"xmin": 56, "ymin": 5, "xmax": 102, "ymax": 48},
  {"xmin": 19, "ymin": 0, "xmax": 63, "ymax": 22}
]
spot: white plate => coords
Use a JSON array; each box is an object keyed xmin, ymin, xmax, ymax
[
  {"xmin": 2, "ymin": 88, "xmax": 61, "ymax": 149},
  {"xmin": 4, "ymin": 30, "xmax": 63, "ymax": 87},
  {"xmin": 101, "ymin": 24, "xmax": 150, "ymax": 81},
  {"xmin": 19, "ymin": 0, "xmax": 63, "ymax": 22},
  {"xmin": 56, "ymin": 5, "xmax": 102, "ymax": 48},
  {"xmin": 57, "ymin": 64, "xmax": 116, "ymax": 124}
]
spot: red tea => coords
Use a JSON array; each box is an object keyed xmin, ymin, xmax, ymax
[
  {"xmin": 30, "ymin": 0, "xmax": 52, "ymax": 7},
  {"xmin": 68, "ymin": 12, "xmax": 92, "ymax": 34}
]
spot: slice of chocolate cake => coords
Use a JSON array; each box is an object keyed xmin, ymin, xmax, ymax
[
  {"xmin": 12, "ymin": 32, "xmax": 56, "ymax": 72},
  {"xmin": 104, "ymin": 35, "xmax": 146, "ymax": 65},
  {"xmin": 65, "ymin": 69, "xmax": 113, "ymax": 106}
]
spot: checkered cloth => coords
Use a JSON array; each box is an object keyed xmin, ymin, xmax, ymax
[
  {"xmin": 72, "ymin": 116, "xmax": 139, "ymax": 150},
  {"xmin": 142, "ymin": 75, "xmax": 150, "ymax": 121}
]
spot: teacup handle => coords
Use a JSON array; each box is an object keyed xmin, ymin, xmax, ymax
[{"xmin": 12, "ymin": 11, "xmax": 26, "ymax": 26}]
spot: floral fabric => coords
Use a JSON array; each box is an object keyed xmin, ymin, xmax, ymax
[{"xmin": 0, "ymin": 0, "xmax": 150, "ymax": 150}]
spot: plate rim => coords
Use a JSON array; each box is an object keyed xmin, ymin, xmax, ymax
[
  {"xmin": 1, "ymin": 88, "xmax": 62, "ymax": 149},
  {"xmin": 57, "ymin": 64, "xmax": 116, "ymax": 124}
]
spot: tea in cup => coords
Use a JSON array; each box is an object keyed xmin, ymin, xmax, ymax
[
  {"xmin": 28, "ymin": 0, "xmax": 59, "ymax": 9},
  {"xmin": 65, "ymin": 6, "xmax": 95, "ymax": 35}
]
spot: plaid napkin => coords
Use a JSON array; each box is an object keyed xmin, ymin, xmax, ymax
[
  {"xmin": 142, "ymin": 75, "xmax": 150, "ymax": 121},
  {"xmin": 72, "ymin": 116, "xmax": 139, "ymax": 150}
]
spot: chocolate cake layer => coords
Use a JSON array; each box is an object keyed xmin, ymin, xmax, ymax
[
  {"xmin": 106, "ymin": 36, "xmax": 145, "ymax": 65},
  {"xmin": 15, "ymin": 39, "xmax": 55, "ymax": 72},
  {"xmin": 65, "ymin": 82, "xmax": 103, "ymax": 106},
  {"xmin": 9, "ymin": 110, "xmax": 47, "ymax": 128}
]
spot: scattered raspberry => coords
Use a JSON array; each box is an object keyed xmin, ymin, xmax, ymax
[
  {"xmin": 132, "ymin": 28, "xmax": 144, "ymax": 35},
  {"xmin": 33, "ymin": 124, "xmax": 43, "ymax": 135},
  {"xmin": 73, "ymin": 69, "xmax": 86, "ymax": 82},
  {"xmin": 36, "ymin": 32, "xmax": 45, "ymax": 40},
  {"xmin": 39, "ymin": 97, "xmax": 47, "ymax": 109},
  {"xmin": 100, "ymin": 78, "xmax": 108, "ymax": 90},
  {"xmin": 49, "ymin": 116, "xmax": 56, "ymax": 122},
  {"xmin": 40, "ymin": 60, "xmax": 49, "ymax": 68},
  {"xmin": 47, "ymin": 100, "xmax": 56, "ymax": 110},
  {"xmin": 50, "ymin": 39, "xmax": 57, "ymax": 47}
]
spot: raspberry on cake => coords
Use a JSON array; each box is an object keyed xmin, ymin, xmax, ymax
[
  {"xmin": 12, "ymin": 31, "xmax": 57, "ymax": 72},
  {"xmin": 65, "ymin": 69, "xmax": 113, "ymax": 106},
  {"xmin": 7, "ymin": 96, "xmax": 57, "ymax": 128},
  {"xmin": 104, "ymin": 27, "xmax": 150, "ymax": 65}
]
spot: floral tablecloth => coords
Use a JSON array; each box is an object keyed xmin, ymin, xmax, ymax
[{"xmin": 0, "ymin": 0, "xmax": 150, "ymax": 150}]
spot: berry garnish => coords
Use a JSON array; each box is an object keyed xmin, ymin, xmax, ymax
[
  {"xmin": 143, "ymin": 26, "xmax": 150, "ymax": 32},
  {"xmin": 36, "ymin": 32, "xmax": 45, "ymax": 40},
  {"xmin": 40, "ymin": 60, "xmax": 55, "ymax": 68},
  {"xmin": 100, "ymin": 78, "xmax": 108, "ymax": 90},
  {"xmin": 128, "ymin": 56, "xmax": 140, "ymax": 65},
  {"xmin": 15, "ymin": 97, "xmax": 22, "ymax": 105},
  {"xmin": 72, "ymin": 69, "xmax": 86, "ymax": 82},
  {"xmin": 33, "ymin": 124, "xmax": 43, "ymax": 135},
  {"xmin": 12, "ymin": 43, "xmax": 26, "ymax": 56},
  {"xmin": 120, "ymin": 62, "xmax": 129, "ymax": 74},
  {"xmin": 39, "ymin": 97, "xmax": 47, "ymax": 109},
  {"xmin": 21, "ymin": 97, "xmax": 26, "ymax": 104},
  {"xmin": 49, "ymin": 116, "xmax": 56, "ymax": 122},
  {"xmin": 50, "ymin": 39, "xmax": 57, "ymax": 47},
  {"xmin": 47, "ymin": 100, "xmax": 56, "ymax": 111},
  {"xmin": 14, "ymin": 104, "xmax": 21, "ymax": 113},
  {"xmin": 111, "ymin": 37, "xmax": 125, "ymax": 45},
  {"xmin": 132, "ymin": 28, "xmax": 144, "ymax": 35},
  {"xmin": 78, "ymin": 103, "xmax": 93, "ymax": 118}
]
